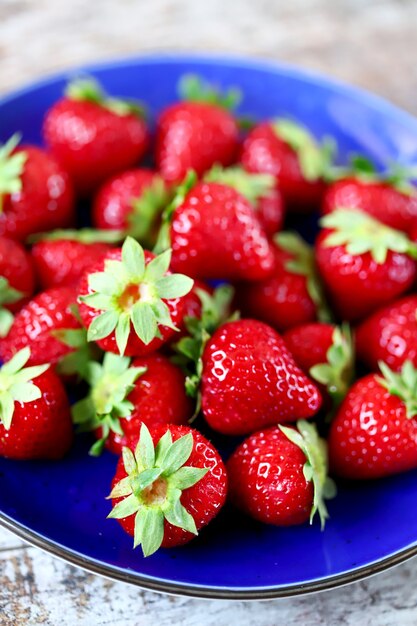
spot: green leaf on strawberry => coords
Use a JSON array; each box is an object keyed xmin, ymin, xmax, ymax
[
  {"xmin": 204, "ymin": 165, "xmax": 275, "ymax": 206},
  {"xmin": 108, "ymin": 423, "xmax": 208, "ymax": 556},
  {"xmin": 321, "ymin": 208, "xmax": 417, "ymax": 264},
  {"xmin": 279, "ymin": 420, "xmax": 336, "ymax": 529},
  {"xmin": 79, "ymin": 237, "xmax": 194, "ymax": 355},
  {"xmin": 0, "ymin": 276, "xmax": 24, "ymax": 337},
  {"xmin": 178, "ymin": 74, "xmax": 241, "ymax": 110},
  {"xmin": 377, "ymin": 360, "xmax": 417, "ymax": 419},
  {"xmin": 271, "ymin": 119, "xmax": 335, "ymax": 182},
  {"xmin": 0, "ymin": 134, "xmax": 27, "ymax": 212},
  {"xmin": 0, "ymin": 347, "xmax": 50, "ymax": 430},
  {"xmin": 128, "ymin": 176, "xmax": 170, "ymax": 244},
  {"xmin": 28, "ymin": 228, "xmax": 125, "ymax": 244},
  {"xmin": 66, "ymin": 77, "xmax": 146, "ymax": 118},
  {"xmin": 274, "ymin": 231, "xmax": 332, "ymax": 322},
  {"xmin": 310, "ymin": 324, "xmax": 355, "ymax": 408}
]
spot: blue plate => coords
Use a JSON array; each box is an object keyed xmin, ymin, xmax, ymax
[{"xmin": 1, "ymin": 54, "xmax": 417, "ymax": 599}]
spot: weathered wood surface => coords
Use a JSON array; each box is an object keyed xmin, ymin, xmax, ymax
[{"xmin": 2, "ymin": 1, "xmax": 417, "ymax": 624}]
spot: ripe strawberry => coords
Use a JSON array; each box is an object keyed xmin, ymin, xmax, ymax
[
  {"xmin": 227, "ymin": 421, "xmax": 335, "ymax": 526},
  {"xmin": 78, "ymin": 237, "xmax": 193, "ymax": 357},
  {"xmin": 92, "ymin": 169, "xmax": 169, "ymax": 246},
  {"xmin": 0, "ymin": 134, "xmax": 74, "ymax": 241},
  {"xmin": 316, "ymin": 209, "xmax": 417, "ymax": 321},
  {"xmin": 204, "ymin": 165, "xmax": 284, "ymax": 235},
  {"xmin": 201, "ymin": 319, "xmax": 322, "ymax": 436},
  {"xmin": 0, "ymin": 347, "xmax": 73, "ymax": 459},
  {"xmin": 31, "ymin": 228, "xmax": 120, "ymax": 290},
  {"xmin": 283, "ymin": 323, "xmax": 354, "ymax": 407},
  {"xmin": 0, "ymin": 286, "xmax": 80, "ymax": 366},
  {"xmin": 72, "ymin": 352, "xmax": 193, "ymax": 455},
  {"xmin": 329, "ymin": 361, "xmax": 417, "ymax": 479},
  {"xmin": 155, "ymin": 75, "xmax": 240, "ymax": 183},
  {"xmin": 240, "ymin": 119, "xmax": 334, "ymax": 212},
  {"xmin": 356, "ymin": 295, "xmax": 417, "ymax": 372},
  {"xmin": 236, "ymin": 232, "xmax": 330, "ymax": 332},
  {"xmin": 156, "ymin": 173, "xmax": 274, "ymax": 281},
  {"xmin": 108, "ymin": 423, "xmax": 227, "ymax": 556},
  {"xmin": 0, "ymin": 236, "xmax": 36, "ymax": 336},
  {"xmin": 43, "ymin": 78, "xmax": 149, "ymax": 195}
]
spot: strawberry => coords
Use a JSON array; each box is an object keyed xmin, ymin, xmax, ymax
[
  {"xmin": 155, "ymin": 75, "xmax": 240, "ymax": 183},
  {"xmin": 0, "ymin": 347, "xmax": 73, "ymax": 459},
  {"xmin": 316, "ymin": 209, "xmax": 417, "ymax": 321},
  {"xmin": 0, "ymin": 286, "xmax": 80, "ymax": 367},
  {"xmin": 107, "ymin": 423, "xmax": 227, "ymax": 556},
  {"xmin": 236, "ymin": 232, "xmax": 330, "ymax": 332},
  {"xmin": 78, "ymin": 237, "xmax": 193, "ymax": 357},
  {"xmin": 201, "ymin": 319, "xmax": 322, "ymax": 435},
  {"xmin": 283, "ymin": 323, "xmax": 354, "ymax": 408},
  {"xmin": 227, "ymin": 421, "xmax": 335, "ymax": 526},
  {"xmin": 204, "ymin": 165, "xmax": 284, "ymax": 236},
  {"xmin": 92, "ymin": 169, "xmax": 169, "ymax": 246},
  {"xmin": 72, "ymin": 352, "xmax": 193, "ymax": 455},
  {"xmin": 240, "ymin": 119, "xmax": 334, "ymax": 212},
  {"xmin": 31, "ymin": 228, "xmax": 121, "ymax": 290},
  {"xmin": 329, "ymin": 361, "xmax": 417, "ymax": 479},
  {"xmin": 356, "ymin": 295, "xmax": 417, "ymax": 372},
  {"xmin": 0, "ymin": 236, "xmax": 35, "ymax": 336},
  {"xmin": 156, "ymin": 173, "xmax": 274, "ymax": 281},
  {"xmin": 43, "ymin": 78, "xmax": 149, "ymax": 195},
  {"xmin": 0, "ymin": 134, "xmax": 74, "ymax": 241}
]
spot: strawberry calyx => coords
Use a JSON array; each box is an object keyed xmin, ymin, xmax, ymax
[
  {"xmin": 204, "ymin": 164, "xmax": 275, "ymax": 207},
  {"xmin": 377, "ymin": 360, "xmax": 417, "ymax": 419},
  {"xmin": 0, "ymin": 134, "xmax": 27, "ymax": 212},
  {"xmin": 79, "ymin": 237, "xmax": 194, "ymax": 355},
  {"xmin": 72, "ymin": 352, "xmax": 146, "ymax": 456},
  {"xmin": 154, "ymin": 170, "xmax": 198, "ymax": 253},
  {"xmin": 309, "ymin": 324, "xmax": 355, "ymax": 408},
  {"xmin": 28, "ymin": 228, "xmax": 125, "ymax": 245},
  {"xmin": 173, "ymin": 284, "xmax": 235, "ymax": 414},
  {"xmin": 321, "ymin": 208, "xmax": 417, "ymax": 264},
  {"xmin": 66, "ymin": 77, "xmax": 146, "ymax": 118},
  {"xmin": 178, "ymin": 74, "xmax": 241, "ymax": 111},
  {"xmin": 0, "ymin": 276, "xmax": 24, "ymax": 337},
  {"xmin": 271, "ymin": 119, "xmax": 336, "ymax": 182},
  {"xmin": 107, "ymin": 423, "xmax": 208, "ymax": 556},
  {"xmin": 128, "ymin": 176, "xmax": 170, "ymax": 245},
  {"xmin": 0, "ymin": 347, "xmax": 50, "ymax": 430},
  {"xmin": 274, "ymin": 231, "xmax": 332, "ymax": 322},
  {"xmin": 279, "ymin": 420, "xmax": 336, "ymax": 529}
]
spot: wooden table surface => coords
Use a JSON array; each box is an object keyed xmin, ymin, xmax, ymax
[{"xmin": 1, "ymin": 1, "xmax": 417, "ymax": 624}]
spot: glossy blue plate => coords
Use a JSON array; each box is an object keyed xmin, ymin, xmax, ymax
[{"xmin": 1, "ymin": 54, "xmax": 417, "ymax": 599}]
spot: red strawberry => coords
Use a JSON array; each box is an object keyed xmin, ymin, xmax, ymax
[
  {"xmin": 203, "ymin": 165, "xmax": 284, "ymax": 236},
  {"xmin": 157, "ymin": 173, "xmax": 274, "ymax": 281},
  {"xmin": 0, "ymin": 286, "xmax": 80, "ymax": 366},
  {"xmin": 0, "ymin": 347, "xmax": 73, "ymax": 459},
  {"xmin": 356, "ymin": 295, "xmax": 417, "ymax": 372},
  {"xmin": 92, "ymin": 169, "xmax": 169, "ymax": 246},
  {"xmin": 283, "ymin": 323, "xmax": 354, "ymax": 407},
  {"xmin": 240, "ymin": 119, "xmax": 334, "ymax": 212},
  {"xmin": 236, "ymin": 232, "xmax": 330, "ymax": 332},
  {"xmin": 108, "ymin": 423, "xmax": 227, "ymax": 556},
  {"xmin": 0, "ymin": 135, "xmax": 74, "ymax": 241},
  {"xmin": 31, "ymin": 228, "xmax": 120, "ymax": 290},
  {"xmin": 0, "ymin": 236, "xmax": 36, "ymax": 336},
  {"xmin": 43, "ymin": 78, "xmax": 149, "ymax": 195},
  {"xmin": 316, "ymin": 209, "xmax": 417, "ymax": 321},
  {"xmin": 72, "ymin": 352, "xmax": 193, "ymax": 455},
  {"xmin": 78, "ymin": 237, "xmax": 193, "ymax": 357},
  {"xmin": 155, "ymin": 75, "xmax": 239, "ymax": 183},
  {"xmin": 227, "ymin": 421, "xmax": 335, "ymax": 526},
  {"xmin": 329, "ymin": 361, "xmax": 417, "ymax": 479},
  {"xmin": 201, "ymin": 319, "xmax": 322, "ymax": 436}
]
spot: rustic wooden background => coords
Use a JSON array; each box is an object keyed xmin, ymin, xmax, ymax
[{"xmin": 1, "ymin": 0, "xmax": 417, "ymax": 624}]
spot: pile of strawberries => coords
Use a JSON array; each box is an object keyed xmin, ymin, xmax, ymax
[{"xmin": 1, "ymin": 74, "xmax": 417, "ymax": 558}]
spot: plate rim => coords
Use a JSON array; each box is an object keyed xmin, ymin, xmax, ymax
[{"xmin": 1, "ymin": 51, "xmax": 417, "ymax": 599}]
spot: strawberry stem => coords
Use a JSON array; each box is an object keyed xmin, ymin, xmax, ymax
[{"xmin": 178, "ymin": 74, "xmax": 241, "ymax": 110}]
